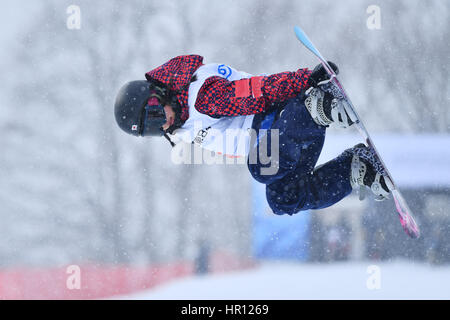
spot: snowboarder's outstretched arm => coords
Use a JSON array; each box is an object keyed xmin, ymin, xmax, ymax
[{"xmin": 194, "ymin": 69, "xmax": 312, "ymax": 117}]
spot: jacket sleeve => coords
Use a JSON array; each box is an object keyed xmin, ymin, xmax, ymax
[{"xmin": 194, "ymin": 68, "xmax": 312, "ymax": 117}]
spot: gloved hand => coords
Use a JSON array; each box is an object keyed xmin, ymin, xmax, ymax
[{"xmin": 308, "ymin": 61, "xmax": 339, "ymax": 87}]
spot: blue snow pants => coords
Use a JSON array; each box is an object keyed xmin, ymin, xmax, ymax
[{"xmin": 247, "ymin": 94, "xmax": 353, "ymax": 215}]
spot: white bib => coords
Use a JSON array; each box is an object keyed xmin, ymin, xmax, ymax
[{"xmin": 173, "ymin": 63, "xmax": 255, "ymax": 158}]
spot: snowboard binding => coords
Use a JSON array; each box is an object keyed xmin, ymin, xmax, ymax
[
  {"xmin": 348, "ymin": 144, "xmax": 393, "ymax": 201},
  {"xmin": 304, "ymin": 81, "xmax": 355, "ymax": 128}
]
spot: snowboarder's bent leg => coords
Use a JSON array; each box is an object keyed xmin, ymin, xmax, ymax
[
  {"xmin": 248, "ymin": 93, "xmax": 353, "ymax": 215},
  {"xmin": 248, "ymin": 94, "xmax": 326, "ymax": 185},
  {"xmin": 266, "ymin": 151, "xmax": 353, "ymax": 215}
]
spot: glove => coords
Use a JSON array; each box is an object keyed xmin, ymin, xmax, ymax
[{"xmin": 308, "ymin": 61, "xmax": 339, "ymax": 87}]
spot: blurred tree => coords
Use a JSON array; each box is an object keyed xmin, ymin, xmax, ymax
[{"xmin": 9, "ymin": 0, "xmax": 166, "ymax": 265}]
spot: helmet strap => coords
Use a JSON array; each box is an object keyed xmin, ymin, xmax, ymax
[{"xmin": 163, "ymin": 131, "xmax": 176, "ymax": 147}]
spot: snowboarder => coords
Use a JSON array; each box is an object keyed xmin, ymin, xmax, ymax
[{"xmin": 114, "ymin": 55, "xmax": 390, "ymax": 216}]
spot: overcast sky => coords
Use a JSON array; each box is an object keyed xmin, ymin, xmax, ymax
[{"xmin": 0, "ymin": 2, "xmax": 39, "ymax": 68}]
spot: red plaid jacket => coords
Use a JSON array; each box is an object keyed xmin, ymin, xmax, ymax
[{"xmin": 145, "ymin": 55, "xmax": 312, "ymax": 121}]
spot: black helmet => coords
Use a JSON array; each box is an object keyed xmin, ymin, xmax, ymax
[{"xmin": 114, "ymin": 80, "xmax": 167, "ymax": 137}]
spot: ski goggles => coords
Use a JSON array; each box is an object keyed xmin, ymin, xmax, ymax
[{"xmin": 138, "ymin": 96, "xmax": 166, "ymax": 137}]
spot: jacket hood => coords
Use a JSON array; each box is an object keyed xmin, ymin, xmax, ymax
[
  {"xmin": 145, "ymin": 55, "xmax": 204, "ymax": 92},
  {"xmin": 145, "ymin": 55, "xmax": 203, "ymax": 122}
]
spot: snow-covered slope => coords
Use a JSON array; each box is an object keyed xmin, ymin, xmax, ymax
[{"xmin": 118, "ymin": 261, "xmax": 450, "ymax": 300}]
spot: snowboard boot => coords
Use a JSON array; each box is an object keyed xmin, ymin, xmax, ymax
[
  {"xmin": 304, "ymin": 82, "xmax": 355, "ymax": 128},
  {"xmin": 347, "ymin": 143, "xmax": 392, "ymax": 201}
]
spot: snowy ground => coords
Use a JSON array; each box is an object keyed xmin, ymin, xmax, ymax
[{"xmin": 117, "ymin": 261, "xmax": 450, "ymax": 300}]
